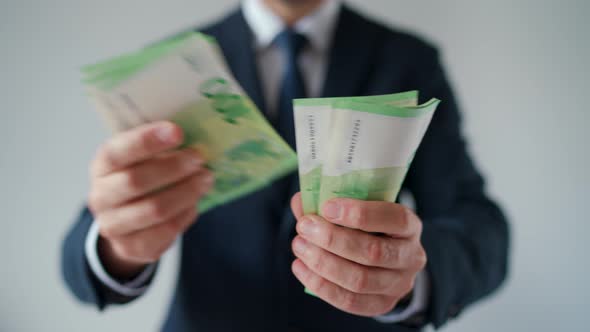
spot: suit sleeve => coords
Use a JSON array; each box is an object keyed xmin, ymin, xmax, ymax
[
  {"xmin": 405, "ymin": 47, "xmax": 510, "ymax": 328},
  {"xmin": 61, "ymin": 206, "xmax": 154, "ymax": 309}
]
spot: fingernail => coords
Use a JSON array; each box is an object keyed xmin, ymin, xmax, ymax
[
  {"xmin": 292, "ymin": 237, "xmax": 308, "ymax": 255},
  {"xmin": 298, "ymin": 217, "xmax": 317, "ymax": 236},
  {"xmin": 322, "ymin": 201, "xmax": 341, "ymax": 220},
  {"xmin": 155, "ymin": 124, "xmax": 178, "ymax": 143}
]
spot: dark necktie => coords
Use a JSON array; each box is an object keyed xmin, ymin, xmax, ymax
[{"xmin": 274, "ymin": 29, "xmax": 308, "ymax": 149}]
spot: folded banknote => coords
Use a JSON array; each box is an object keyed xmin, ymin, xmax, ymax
[
  {"xmin": 318, "ymin": 98, "xmax": 439, "ymax": 212},
  {"xmin": 294, "ymin": 92, "xmax": 439, "ymax": 297},
  {"xmin": 294, "ymin": 92, "xmax": 439, "ymax": 215},
  {"xmin": 82, "ymin": 32, "xmax": 297, "ymax": 213}
]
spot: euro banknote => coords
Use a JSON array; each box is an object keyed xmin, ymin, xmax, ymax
[
  {"xmin": 293, "ymin": 91, "xmax": 420, "ymax": 214},
  {"xmin": 82, "ymin": 32, "xmax": 297, "ymax": 213},
  {"xmin": 294, "ymin": 94, "xmax": 439, "ymax": 296},
  {"xmin": 318, "ymin": 99, "xmax": 440, "ymax": 213}
]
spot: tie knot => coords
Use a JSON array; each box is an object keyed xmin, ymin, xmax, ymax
[{"xmin": 274, "ymin": 29, "xmax": 308, "ymax": 57}]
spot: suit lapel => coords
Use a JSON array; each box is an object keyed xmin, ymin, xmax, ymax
[
  {"xmin": 322, "ymin": 5, "xmax": 383, "ymax": 98},
  {"xmin": 207, "ymin": 9, "xmax": 268, "ymax": 117}
]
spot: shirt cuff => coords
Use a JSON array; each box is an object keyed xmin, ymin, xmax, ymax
[
  {"xmin": 84, "ymin": 221, "xmax": 156, "ymax": 297},
  {"xmin": 374, "ymin": 269, "xmax": 430, "ymax": 323}
]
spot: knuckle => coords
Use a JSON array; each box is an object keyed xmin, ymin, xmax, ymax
[
  {"xmin": 367, "ymin": 240, "xmax": 386, "ymax": 265},
  {"xmin": 120, "ymin": 170, "xmax": 142, "ymax": 192},
  {"xmin": 342, "ymin": 291, "xmax": 359, "ymax": 312},
  {"xmin": 313, "ymin": 274, "xmax": 328, "ymax": 292},
  {"xmin": 322, "ymin": 226, "xmax": 335, "ymax": 249},
  {"xmin": 311, "ymin": 250, "xmax": 324, "ymax": 272},
  {"xmin": 351, "ymin": 268, "xmax": 369, "ymax": 293},
  {"xmin": 144, "ymin": 199, "xmax": 169, "ymax": 220},
  {"xmin": 349, "ymin": 202, "xmax": 368, "ymax": 229},
  {"xmin": 400, "ymin": 207, "xmax": 414, "ymax": 232},
  {"xmin": 379, "ymin": 273, "xmax": 397, "ymax": 295},
  {"xmin": 391, "ymin": 244, "xmax": 403, "ymax": 265}
]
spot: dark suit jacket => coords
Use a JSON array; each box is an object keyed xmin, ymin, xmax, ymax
[{"xmin": 62, "ymin": 5, "xmax": 509, "ymax": 332}]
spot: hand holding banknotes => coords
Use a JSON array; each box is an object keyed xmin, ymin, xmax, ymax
[
  {"xmin": 88, "ymin": 121, "xmax": 214, "ymax": 279},
  {"xmin": 290, "ymin": 193, "xmax": 426, "ymax": 317}
]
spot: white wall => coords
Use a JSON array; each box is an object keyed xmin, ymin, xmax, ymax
[{"xmin": 1, "ymin": 0, "xmax": 588, "ymax": 331}]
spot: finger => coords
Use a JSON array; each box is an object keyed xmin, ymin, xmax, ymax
[
  {"xmin": 91, "ymin": 121, "xmax": 184, "ymax": 177},
  {"xmin": 290, "ymin": 192, "xmax": 304, "ymax": 220},
  {"xmin": 292, "ymin": 236, "xmax": 404, "ymax": 295},
  {"xmin": 296, "ymin": 215, "xmax": 419, "ymax": 269},
  {"xmin": 321, "ymin": 198, "xmax": 421, "ymax": 237},
  {"xmin": 91, "ymin": 149, "xmax": 205, "ymax": 210},
  {"xmin": 291, "ymin": 259, "xmax": 397, "ymax": 317},
  {"xmin": 109, "ymin": 206, "xmax": 198, "ymax": 264},
  {"xmin": 98, "ymin": 172, "xmax": 213, "ymax": 237}
]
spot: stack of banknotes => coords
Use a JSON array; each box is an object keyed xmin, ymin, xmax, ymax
[
  {"xmin": 294, "ymin": 92, "xmax": 439, "ymax": 297},
  {"xmin": 81, "ymin": 31, "xmax": 440, "ymax": 215},
  {"xmin": 294, "ymin": 92, "xmax": 440, "ymax": 216},
  {"xmin": 81, "ymin": 32, "xmax": 298, "ymax": 213}
]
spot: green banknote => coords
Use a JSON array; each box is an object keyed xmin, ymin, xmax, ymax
[
  {"xmin": 318, "ymin": 99, "xmax": 440, "ymax": 213},
  {"xmin": 82, "ymin": 32, "xmax": 297, "ymax": 213},
  {"xmin": 293, "ymin": 91, "xmax": 419, "ymax": 214},
  {"xmin": 294, "ymin": 94, "xmax": 439, "ymax": 296}
]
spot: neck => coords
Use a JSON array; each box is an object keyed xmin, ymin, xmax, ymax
[{"xmin": 263, "ymin": 0, "xmax": 324, "ymax": 26}]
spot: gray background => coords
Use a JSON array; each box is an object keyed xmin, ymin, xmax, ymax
[{"xmin": 1, "ymin": 0, "xmax": 588, "ymax": 331}]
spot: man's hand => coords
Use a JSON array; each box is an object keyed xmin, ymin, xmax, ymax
[
  {"xmin": 290, "ymin": 193, "xmax": 427, "ymax": 317},
  {"xmin": 88, "ymin": 121, "xmax": 214, "ymax": 280}
]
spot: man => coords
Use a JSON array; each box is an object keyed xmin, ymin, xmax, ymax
[{"xmin": 62, "ymin": 0, "xmax": 509, "ymax": 331}]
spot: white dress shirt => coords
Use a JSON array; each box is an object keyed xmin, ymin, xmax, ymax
[
  {"xmin": 244, "ymin": 0, "xmax": 338, "ymax": 112},
  {"xmin": 85, "ymin": 0, "xmax": 429, "ymax": 323}
]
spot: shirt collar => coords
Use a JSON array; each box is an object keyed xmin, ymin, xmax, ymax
[{"xmin": 242, "ymin": 0, "xmax": 341, "ymax": 52}]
